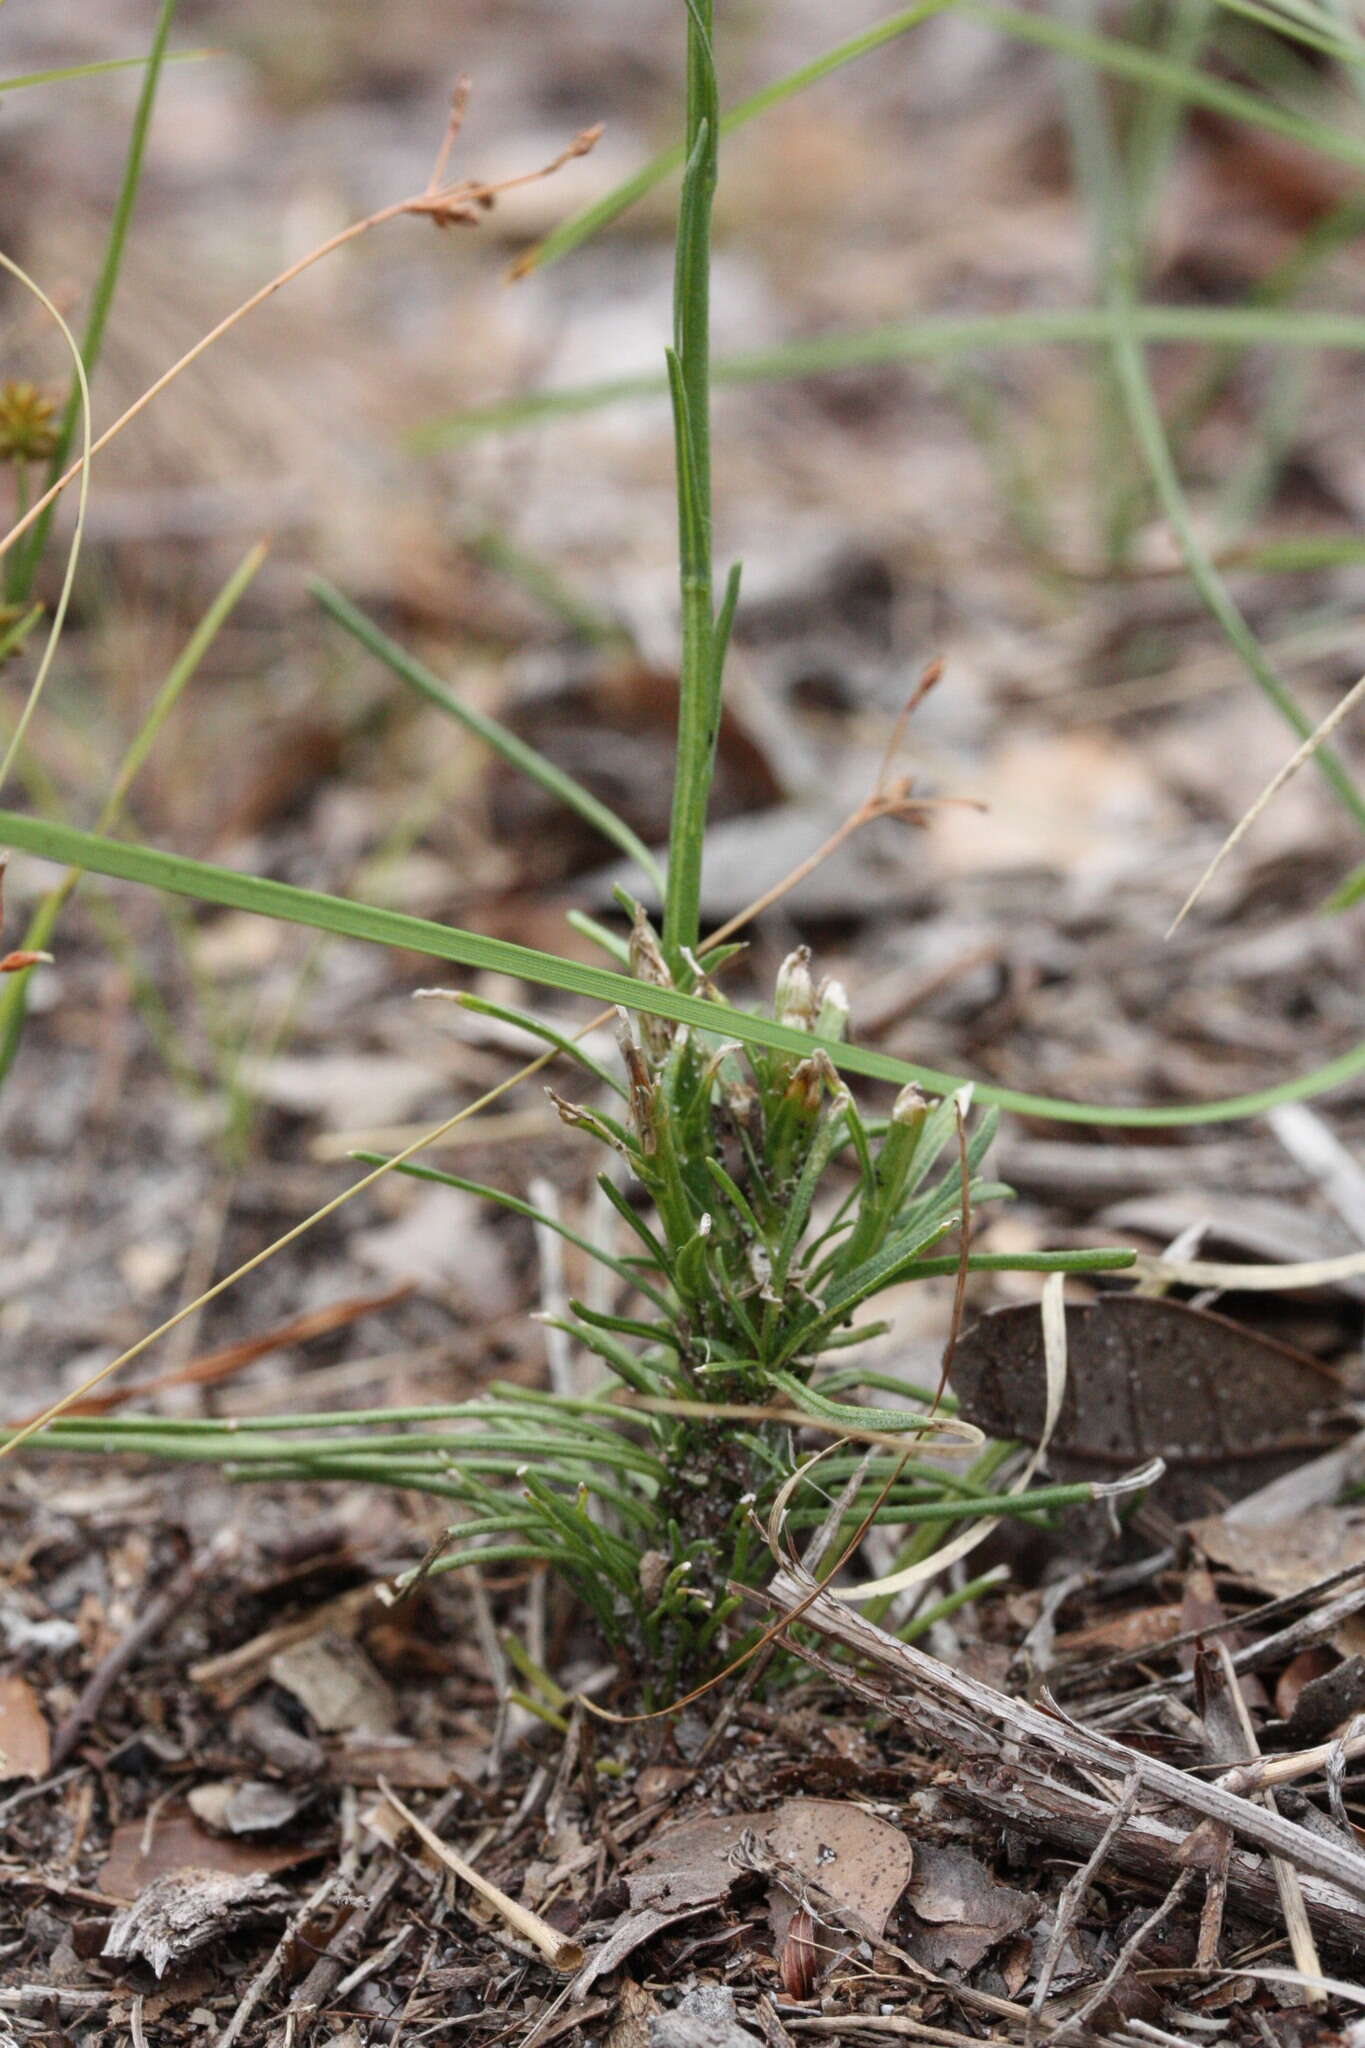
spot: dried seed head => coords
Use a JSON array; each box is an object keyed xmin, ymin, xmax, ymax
[
  {"xmin": 723, "ymin": 1078, "xmax": 760, "ymax": 1130},
  {"xmin": 0, "ymin": 382, "xmax": 57, "ymax": 464},
  {"xmin": 814, "ymin": 977, "xmax": 849, "ymax": 1042},
  {"xmin": 774, "ymin": 946, "xmax": 817, "ymax": 1032},
  {"xmin": 638, "ymin": 1550, "xmax": 669, "ymax": 1606}
]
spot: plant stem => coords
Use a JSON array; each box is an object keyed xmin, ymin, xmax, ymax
[
  {"xmin": 12, "ymin": 0, "xmax": 178, "ymax": 599},
  {"xmin": 663, "ymin": 0, "xmax": 719, "ymax": 963}
]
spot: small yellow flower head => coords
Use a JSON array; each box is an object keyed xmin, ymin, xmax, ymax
[{"xmin": 0, "ymin": 381, "xmax": 58, "ymax": 464}]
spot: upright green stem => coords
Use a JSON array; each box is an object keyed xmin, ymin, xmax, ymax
[
  {"xmin": 11, "ymin": 0, "xmax": 178, "ymax": 599},
  {"xmin": 663, "ymin": 0, "xmax": 720, "ymax": 963}
]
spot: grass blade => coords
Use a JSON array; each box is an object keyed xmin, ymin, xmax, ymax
[
  {"xmin": 12, "ymin": 1, "xmax": 181, "ymax": 598},
  {"xmin": 312, "ymin": 578, "xmax": 663, "ymax": 893},
  {"xmin": 1105, "ymin": 258, "xmax": 1365, "ymax": 835},
  {"xmin": 2, "ymin": 808, "xmax": 1363, "ymax": 1127},
  {"xmin": 419, "ymin": 305, "xmax": 1365, "ymax": 449},
  {"xmin": 517, "ymin": 0, "xmax": 1365, "ymax": 278},
  {"xmin": 0, "ymin": 50, "xmax": 204, "ymax": 94},
  {"xmin": 0, "ymin": 538, "xmax": 269, "ymax": 1084}
]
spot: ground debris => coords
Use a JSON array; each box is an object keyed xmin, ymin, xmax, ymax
[
  {"xmin": 904, "ymin": 1841, "xmax": 1034, "ymax": 1973},
  {"xmin": 102, "ymin": 1869, "xmax": 292, "ymax": 1977}
]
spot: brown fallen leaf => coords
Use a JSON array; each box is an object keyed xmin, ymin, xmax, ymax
[
  {"xmin": 1055, "ymin": 1603, "xmax": 1186, "ymax": 1656},
  {"xmin": 0, "ymin": 1673, "xmax": 50, "ymax": 1781},
  {"xmin": 1275, "ymin": 1648, "xmax": 1337, "ymax": 1725},
  {"xmin": 904, "ymin": 1841, "xmax": 1035, "ymax": 1972},
  {"xmin": 103, "ymin": 1869, "xmax": 291, "ymax": 1978},
  {"xmin": 949, "ymin": 1295, "xmax": 1345, "ymax": 1516},
  {"xmin": 98, "ymin": 1812, "xmax": 316, "ymax": 1898},
  {"xmin": 327, "ymin": 1736, "xmax": 488, "ymax": 1789},
  {"xmin": 1191, "ymin": 1506, "xmax": 1365, "ymax": 1657},
  {"xmin": 1274, "ymin": 1656, "xmax": 1365, "ymax": 1747},
  {"xmin": 757, "ymin": 1795, "xmax": 913, "ymax": 1988}
]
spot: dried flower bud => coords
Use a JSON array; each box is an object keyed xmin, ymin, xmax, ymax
[
  {"xmin": 781, "ymin": 1054, "xmax": 829, "ymax": 1117},
  {"xmin": 892, "ymin": 1082, "xmax": 928, "ymax": 1128},
  {"xmin": 814, "ymin": 978, "xmax": 849, "ymax": 1042},
  {"xmin": 774, "ymin": 946, "xmax": 817, "ymax": 1032},
  {"xmin": 0, "ymin": 382, "xmax": 58, "ymax": 464},
  {"xmin": 616, "ymin": 1012, "xmax": 657, "ymax": 1154},
  {"xmin": 629, "ymin": 907, "xmax": 674, "ymax": 1060}
]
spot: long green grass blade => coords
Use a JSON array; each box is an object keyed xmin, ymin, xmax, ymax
[
  {"xmin": 0, "ymin": 50, "xmax": 204, "ymax": 94},
  {"xmin": 419, "ymin": 306, "xmax": 1365, "ymax": 449},
  {"xmin": 2, "ymin": 808, "xmax": 1362, "ymax": 1127},
  {"xmin": 0, "ymin": 540, "xmax": 268, "ymax": 1084},
  {"xmin": 312, "ymin": 578, "xmax": 663, "ymax": 894},
  {"xmin": 1105, "ymin": 260, "xmax": 1365, "ymax": 834},
  {"xmin": 13, "ymin": 2, "xmax": 181, "ymax": 598},
  {"xmin": 519, "ymin": 0, "xmax": 1365, "ymax": 278}
]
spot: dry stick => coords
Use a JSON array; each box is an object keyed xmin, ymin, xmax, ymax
[
  {"xmin": 0, "ymin": 99, "xmax": 604, "ymax": 566},
  {"xmin": 1210, "ymin": 1640, "xmax": 1324, "ymax": 2009},
  {"xmin": 215, "ymin": 1858, "xmax": 362, "ymax": 2048},
  {"xmin": 1221, "ymin": 1724, "xmax": 1365, "ymax": 1797},
  {"xmin": 1090, "ymin": 1573, "xmax": 1365, "ymax": 1722},
  {"xmin": 49, "ymin": 1526, "xmax": 239, "ymax": 1769},
  {"xmin": 1054, "ymin": 1868, "xmax": 1196, "ymax": 2043},
  {"xmin": 1028, "ymin": 1771, "xmax": 1143, "ymax": 2044},
  {"xmin": 378, "ymin": 1781, "xmax": 582, "ymax": 1972},
  {"xmin": 1167, "ymin": 670, "xmax": 1365, "ymax": 937},
  {"xmin": 761, "ymin": 1567, "xmax": 1365, "ymax": 1904},
  {"xmin": 1064, "ymin": 1558, "xmax": 1365, "ymax": 1693},
  {"xmin": 282, "ymin": 1788, "xmax": 460, "ymax": 2029}
]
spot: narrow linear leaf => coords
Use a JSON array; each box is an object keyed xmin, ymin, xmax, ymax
[
  {"xmin": 312, "ymin": 579, "xmax": 663, "ymax": 892},
  {"xmin": 1, "ymin": 809, "xmax": 1363, "ymax": 1127},
  {"xmin": 420, "ymin": 305, "xmax": 1365, "ymax": 449}
]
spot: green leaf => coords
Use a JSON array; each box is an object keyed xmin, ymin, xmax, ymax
[
  {"xmin": 516, "ymin": 0, "xmax": 1365, "ymax": 280},
  {"xmin": 2, "ymin": 808, "xmax": 1363, "ymax": 1127},
  {"xmin": 312, "ymin": 579, "xmax": 664, "ymax": 893},
  {"xmin": 0, "ymin": 48, "xmax": 206, "ymax": 94},
  {"xmin": 1105, "ymin": 259, "xmax": 1365, "ymax": 835}
]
